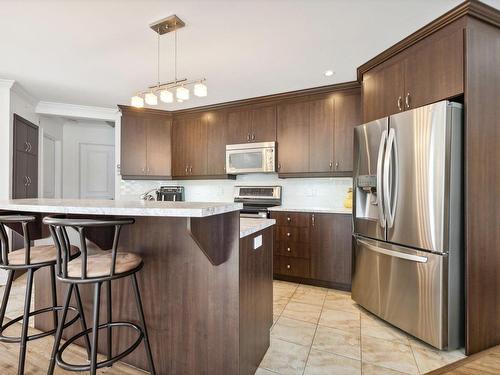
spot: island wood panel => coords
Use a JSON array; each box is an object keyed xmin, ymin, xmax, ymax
[
  {"xmin": 464, "ymin": 17, "xmax": 500, "ymax": 356},
  {"xmin": 34, "ymin": 212, "xmax": 249, "ymax": 375}
]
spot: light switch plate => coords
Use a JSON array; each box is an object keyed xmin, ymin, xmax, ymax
[{"xmin": 253, "ymin": 235, "xmax": 262, "ymax": 250}]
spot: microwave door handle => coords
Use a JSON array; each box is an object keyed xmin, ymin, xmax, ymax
[
  {"xmin": 376, "ymin": 130, "xmax": 388, "ymax": 228},
  {"xmin": 357, "ymin": 238, "xmax": 428, "ymax": 263}
]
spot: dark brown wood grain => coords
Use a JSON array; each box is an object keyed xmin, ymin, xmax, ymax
[
  {"xmin": 206, "ymin": 110, "xmax": 228, "ymax": 175},
  {"xmin": 227, "ymin": 108, "xmax": 251, "ymax": 144},
  {"xmin": 276, "ymin": 256, "xmax": 310, "ymax": 278},
  {"xmin": 250, "ymin": 105, "xmax": 277, "ymax": 142},
  {"xmin": 309, "ymin": 97, "xmax": 334, "ymax": 173},
  {"xmin": 120, "ymin": 114, "xmax": 148, "ymax": 177},
  {"xmin": 333, "ymin": 91, "xmax": 361, "ymax": 172},
  {"xmin": 146, "ymin": 117, "xmax": 172, "ymax": 177}
]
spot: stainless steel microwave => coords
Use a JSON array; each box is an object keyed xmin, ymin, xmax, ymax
[{"xmin": 225, "ymin": 142, "xmax": 276, "ymax": 174}]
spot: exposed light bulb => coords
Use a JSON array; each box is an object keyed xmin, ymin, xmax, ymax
[
  {"xmin": 160, "ymin": 89, "xmax": 174, "ymax": 103},
  {"xmin": 131, "ymin": 95, "xmax": 144, "ymax": 108},
  {"xmin": 324, "ymin": 70, "xmax": 334, "ymax": 77},
  {"xmin": 145, "ymin": 92, "xmax": 158, "ymax": 105},
  {"xmin": 194, "ymin": 82, "xmax": 208, "ymax": 97},
  {"xmin": 176, "ymin": 86, "xmax": 189, "ymax": 101}
]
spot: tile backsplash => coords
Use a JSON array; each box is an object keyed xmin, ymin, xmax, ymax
[{"xmin": 119, "ymin": 174, "xmax": 352, "ymax": 209}]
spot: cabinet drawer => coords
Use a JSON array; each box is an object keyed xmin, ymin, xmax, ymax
[
  {"xmin": 277, "ymin": 226, "xmax": 310, "ymax": 243},
  {"xmin": 272, "ymin": 212, "xmax": 310, "ymax": 227},
  {"xmin": 277, "ymin": 256, "xmax": 310, "ymax": 278},
  {"xmin": 276, "ymin": 242, "xmax": 310, "ymax": 259}
]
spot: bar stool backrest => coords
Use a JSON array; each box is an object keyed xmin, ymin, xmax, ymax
[
  {"xmin": 0, "ymin": 215, "xmax": 36, "ymax": 266},
  {"xmin": 42, "ymin": 216, "xmax": 135, "ymax": 281}
]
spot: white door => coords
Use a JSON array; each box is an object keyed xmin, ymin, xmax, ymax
[
  {"xmin": 43, "ymin": 135, "xmax": 56, "ymax": 198},
  {"xmin": 79, "ymin": 143, "xmax": 115, "ymax": 199}
]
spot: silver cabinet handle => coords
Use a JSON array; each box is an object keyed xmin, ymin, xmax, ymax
[
  {"xmin": 277, "ymin": 163, "xmax": 281, "ymax": 170},
  {"xmin": 28, "ymin": 142, "xmax": 32, "ymax": 152},
  {"xmin": 286, "ymin": 264, "xmax": 291, "ymax": 269},
  {"xmin": 185, "ymin": 166, "xmax": 188, "ymax": 173},
  {"xmin": 189, "ymin": 166, "xmax": 193, "ymax": 174},
  {"xmin": 311, "ymin": 214, "xmax": 315, "ymax": 226},
  {"xmin": 287, "ymin": 216, "xmax": 291, "ymax": 222},
  {"xmin": 397, "ymin": 96, "xmax": 403, "ymax": 111},
  {"xmin": 287, "ymin": 247, "xmax": 291, "ymax": 252},
  {"xmin": 335, "ymin": 162, "xmax": 339, "ymax": 170},
  {"xmin": 329, "ymin": 161, "xmax": 333, "ymax": 169},
  {"xmin": 252, "ymin": 134, "xmax": 255, "ymax": 140},
  {"xmin": 405, "ymin": 93, "xmax": 411, "ymax": 109},
  {"xmin": 25, "ymin": 142, "xmax": 29, "ymax": 152},
  {"xmin": 376, "ymin": 130, "xmax": 388, "ymax": 228},
  {"xmin": 357, "ymin": 238, "xmax": 427, "ymax": 263},
  {"xmin": 247, "ymin": 133, "xmax": 251, "ymax": 141},
  {"xmin": 24, "ymin": 176, "xmax": 29, "ymax": 186},
  {"xmin": 27, "ymin": 176, "xmax": 31, "ymax": 186},
  {"xmin": 286, "ymin": 232, "xmax": 291, "ymax": 237}
]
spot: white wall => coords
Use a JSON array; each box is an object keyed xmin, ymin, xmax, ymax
[
  {"xmin": 62, "ymin": 120, "xmax": 115, "ymax": 198},
  {"xmin": 120, "ymin": 175, "xmax": 352, "ymax": 210},
  {"xmin": 0, "ymin": 80, "xmax": 13, "ymax": 201}
]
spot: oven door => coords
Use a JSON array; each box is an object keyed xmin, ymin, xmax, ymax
[{"xmin": 226, "ymin": 142, "xmax": 275, "ymax": 174}]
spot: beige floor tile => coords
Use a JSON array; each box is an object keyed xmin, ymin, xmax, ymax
[
  {"xmin": 303, "ymin": 349, "xmax": 361, "ymax": 375},
  {"xmin": 273, "ymin": 314, "xmax": 280, "ymax": 324},
  {"xmin": 361, "ymin": 335, "xmax": 419, "ymax": 375},
  {"xmin": 361, "ymin": 311, "xmax": 409, "ymax": 344},
  {"xmin": 312, "ymin": 325, "xmax": 360, "ymax": 360},
  {"xmin": 255, "ymin": 367, "xmax": 279, "ymax": 375},
  {"xmin": 260, "ymin": 338, "xmax": 309, "ymax": 375},
  {"xmin": 409, "ymin": 338, "xmax": 465, "ymax": 373},
  {"xmin": 291, "ymin": 288, "xmax": 326, "ymax": 306},
  {"xmin": 362, "ymin": 362, "xmax": 409, "ymax": 375},
  {"xmin": 323, "ymin": 294, "xmax": 360, "ymax": 314},
  {"xmin": 296, "ymin": 284, "xmax": 328, "ymax": 294},
  {"xmin": 271, "ymin": 316, "xmax": 317, "ymax": 346},
  {"xmin": 281, "ymin": 301, "xmax": 322, "ymax": 324},
  {"xmin": 273, "ymin": 296, "xmax": 289, "ymax": 315},
  {"xmin": 318, "ymin": 308, "xmax": 360, "ymax": 335}
]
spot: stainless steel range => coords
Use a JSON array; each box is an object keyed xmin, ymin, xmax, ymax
[{"xmin": 234, "ymin": 186, "xmax": 282, "ymax": 218}]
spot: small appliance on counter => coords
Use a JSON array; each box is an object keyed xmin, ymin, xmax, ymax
[
  {"xmin": 226, "ymin": 142, "xmax": 276, "ymax": 174},
  {"xmin": 234, "ymin": 186, "xmax": 281, "ymax": 218},
  {"xmin": 156, "ymin": 186, "xmax": 184, "ymax": 201}
]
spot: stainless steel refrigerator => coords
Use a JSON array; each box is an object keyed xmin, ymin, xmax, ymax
[{"xmin": 352, "ymin": 100, "xmax": 463, "ymax": 350}]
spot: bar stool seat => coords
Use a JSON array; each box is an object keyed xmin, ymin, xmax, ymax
[
  {"xmin": 7, "ymin": 244, "xmax": 79, "ymax": 265},
  {"xmin": 67, "ymin": 252, "xmax": 142, "ymax": 278}
]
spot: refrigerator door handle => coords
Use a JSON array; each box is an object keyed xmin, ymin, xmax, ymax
[
  {"xmin": 383, "ymin": 128, "xmax": 398, "ymax": 228},
  {"xmin": 376, "ymin": 130, "xmax": 388, "ymax": 228},
  {"xmin": 357, "ymin": 238, "xmax": 428, "ymax": 263}
]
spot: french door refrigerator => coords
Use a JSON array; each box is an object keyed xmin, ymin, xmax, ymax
[{"xmin": 352, "ymin": 100, "xmax": 463, "ymax": 350}]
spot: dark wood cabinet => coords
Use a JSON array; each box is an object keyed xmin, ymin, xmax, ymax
[
  {"xmin": 13, "ymin": 114, "xmax": 38, "ymax": 199},
  {"xmin": 277, "ymin": 101, "xmax": 310, "ymax": 174},
  {"xmin": 309, "ymin": 97, "xmax": 334, "ymax": 173},
  {"xmin": 227, "ymin": 105, "xmax": 276, "ymax": 144},
  {"xmin": 120, "ymin": 107, "xmax": 172, "ymax": 179},
  {"xmin": 271, "ymin": 211, "xmax": 352, "ymax": 290},
  {"xmin": 172, "ymin": 115, "xmax": 207, "ymax": 178},
  {"xmin": 333, "ymin": 92, "xmax": 361, "ymax": 172},
  {"xmin": 310, "ymin": 213, "xmax": 352, "ymax": 287},
  {"xmin": 362, "ymin": 23, "xmax": 464, "ymax": 123},
  {"xmin": 206, "ymin": 111, "xmax": 228, "ymax": 176}
]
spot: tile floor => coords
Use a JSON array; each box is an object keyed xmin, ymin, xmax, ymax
[
  {"xmin": 1, "ymin": 275, "xmax": 466, "ymax": 375},
  {"xmin": 257, "ymin": 280, "xmax": 466, "ymax": 375}
]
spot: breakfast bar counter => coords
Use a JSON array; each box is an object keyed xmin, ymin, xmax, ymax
[{"xmin": 0, "ymin": 199, "xmax": 274, "ymax": 375}]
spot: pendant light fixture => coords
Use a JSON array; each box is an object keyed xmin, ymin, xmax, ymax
[{"xmin": 131, "ymin": 15, "xmax": 207, "ymax": 107}]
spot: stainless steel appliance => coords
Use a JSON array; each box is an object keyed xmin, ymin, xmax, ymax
[
  {"xmin": 234, "ymin": 186, "xmax": 281, "ymax": 218},
  {"xmin": 352, "ymin": 100, "xmax": 463, "ymax": 350},
  {"xmin": 226, "ymin": 142, "xmax": 276, "ymax": 174},
  {"xmin": 156, "ymin": 186, "xmax": 184, "ymax": 201}
]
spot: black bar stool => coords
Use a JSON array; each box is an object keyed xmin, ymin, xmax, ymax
[
  {"xmin": 43, "ymin": 216, "xmax": 156, "ymax": 375},
  {"xmin": 0, "ymin": 215, "xmax": 89, "ymax": 375}
]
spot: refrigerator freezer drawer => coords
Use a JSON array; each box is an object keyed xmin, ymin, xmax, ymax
[{"xmin": 352, "ymin": 237, "xmax": 447, "ymax": 349}]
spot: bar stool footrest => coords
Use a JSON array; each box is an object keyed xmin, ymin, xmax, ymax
[
  {"xmin": 0, "ymin": 306, "xmax": 80, "ymax": 343},
  {"xmin": 55, "ymin": 321, "xmax": 144, "ymax": 372}
]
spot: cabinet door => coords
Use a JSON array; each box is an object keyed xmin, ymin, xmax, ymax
[
  {"xmin": 404, "ymin": 27, "xmax": 463, "ymax": 110},
  {"xmin": 146, "ymin": 117, "xmax": 172, "ymax": 177},
  {"xmin": 121, "ymin": 115, "xmax": 147, "ymax": 177},
  {"xmin": 172, "ymin": 119, "xmax": 189, "ymax": 177},
  {"xmin": 27, "ymin": 124, "xmax": 39, "ymax": 156},
  {"xmin": 13, "ymin": 151, "xmax": 28, "ymax": 199},
  {"xmin": 251, "ymin": 105, "xmax": 276, "ymax": 142},
  {"xmin": 309, "ymin": 97, "xmax": 334, "ymax": 173},
  {"xmin": 207, "ymin": 111, "xmax": 228, "ymax": 175},
  {"xmin": 333, "ymin": 93, "xmax": 361, "ymax": 172},
  {"xmin": 310, "ymin": 213, "xmax": 353, "ymax": 287},
  {"xmin": 277, "ymin": 101, "xmax": 309, "ymax": 174},
  {"xmin": 362, "ymin": 58, "xmax": 405, "ymax": 122},
  {"xmin": 26, "ymin": 153, "xmax": 38, "ymax": 198},
  {"xmin": 227, "ymin": 109, "xmax": 251, "ymax": 144},
  {"xmin": 188, "ymin": 116, "xmax": 208, "ymax": 176}
]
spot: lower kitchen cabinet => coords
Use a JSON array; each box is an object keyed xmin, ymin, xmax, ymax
[{"xmin": 271, "ymin": 211, "xmax": 353, "ymax": 291}]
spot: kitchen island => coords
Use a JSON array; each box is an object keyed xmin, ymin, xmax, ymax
[{"xmin": 0, "ymin": 199, "xmax": 275, "ymax": 375}]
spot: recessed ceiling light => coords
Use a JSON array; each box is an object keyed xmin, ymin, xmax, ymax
[{"xmin": 324, "ymin": 70, "xmax": 334, "ymax": 77}]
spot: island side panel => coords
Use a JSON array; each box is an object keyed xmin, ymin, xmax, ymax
[{"xmin": 34, "ymin": 212, "xmax": 240, "ymax": 375}]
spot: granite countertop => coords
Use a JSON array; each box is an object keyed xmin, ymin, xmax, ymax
[
  {"xmin": 0, "ymin": 199, "xmax": 243, "ymax": 218},
  {"xmin": 268, "ymin": 206, "xmax": 352, "ymax": 214},
  {"xmin": 240, "ymin": 218, "xmax": 276, "ymax": 238}
]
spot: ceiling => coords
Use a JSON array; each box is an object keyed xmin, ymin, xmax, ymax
[{"xmin": 1, "ymin": 0, "xmax": 498, "ymax": 111}]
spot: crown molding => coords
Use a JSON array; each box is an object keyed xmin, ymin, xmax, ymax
[
  {"xmin": 356, "ymin": 0, "xmax": 500, "ymax": 80},
  {"xmin": 0, "ymin": 79, "xmax": 15, "ymax": 90},
  {"xmin": 36, "ymin": 101, "xmax": 120, "ymax": 122},
  {"xmin": 10, "ymin": 81, "xmax": 38, "ymax": 106}
]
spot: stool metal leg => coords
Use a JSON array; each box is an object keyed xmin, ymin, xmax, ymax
[
  {"xmin": 74, "ymin": 284, "xmax": 91, "ymax": 360},
  {"xmin": 90, "ymin": 282, "xmax": 102, "ymax": 375},
  {"xmin": 0, "ymin": 269, "xmax": 14, "ymax": 325},
  {"xmin": 18, "ymin": 268, "xmax": 34, "ymax": 375},
  {"xmin": 131, "ymin": 273, "xmax": 156, "ymax": 375},
  {"xmin": 106, "ymin": 280, "xmax": 112, "ymax": 364},
  {"xmin": 47, "ymin": 283, "xmax": 73, "ymax": 375},
  {"xmin": 49, "ymin": 265, "xmax": 58, "ymax": 331}
]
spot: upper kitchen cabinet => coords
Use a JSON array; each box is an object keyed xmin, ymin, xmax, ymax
[
  {"xmin": 172, "ymin": 114, "xmax": 208, "ymax": 178},
  {"xmin": 227, "ymin": 105, "xmax": 276, "ymax": 144},
  {"xmin": 333, "ymin": 92, "xmax": 361, "ymax": 172},
  {"xmin": 119, "ymin": 106, "xmax": 172, "ymax": 179},
  {"xmin": 206, "ymin": 110, "xmax": 229, "ymax": 176},
  {"xmin": 309, "ymin": 97, "xmax": 334, "ymax": 173},
  {"xmin": 361, "ymin": 22, "xmax": 464, "ymax": 122}
]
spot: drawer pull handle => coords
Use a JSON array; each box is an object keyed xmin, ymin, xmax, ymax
[
  {"xmin": 287, "ymin": 247, "xmax": 291, "ymax": 252},
  {"xmin": 286, "ymin": 264, "xmax": 291, "ymax": 269},
  {"xmin": 287, "ymin": 217, "xmax": 291, "ymax": 222},
  {"xmin": 286, "ymin": 232, "xmax": 291, "ymax": 237}
]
